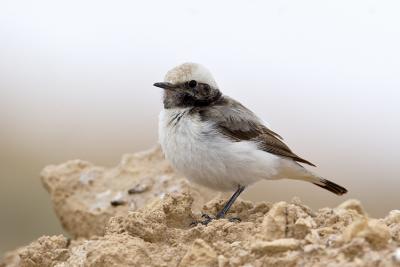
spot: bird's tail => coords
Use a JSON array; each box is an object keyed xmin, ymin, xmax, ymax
[
  {"xmin": 281, "ymin": 161, "xmax": 348, "ymax": 195},
  {"xmin": 311, "ymin": 177, "xmax": 348, "ymax": 195}
]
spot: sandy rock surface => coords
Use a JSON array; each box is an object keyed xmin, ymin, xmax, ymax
[
  {"xmin": 39, "ymin": 146, "xmax": 214, "ymax": 238},
  {"xmin": 1, "ymin": 147, "xmax": 400, "ymax": 267}
]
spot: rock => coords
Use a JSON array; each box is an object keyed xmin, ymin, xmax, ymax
[
  {"xmin": 40, "ymin": 146, "xmax": 214, "ymax": 238},
  {"xmin": 179, "ymin": 239, "xmax": 218, "ymax": 267},
  {"xmin": 105, "ymin": 193, "xmax": 194, "ymax": 242},
  {"xmin": 0, "ymin": 250, "xmax": 20, "ymax": 267},
  {"xmin": 337, "ymin": 199, "xmax": 366, "ymax": 216},
  {"xmin": 260, "ymin": 201, "xmax": 288, "ymax": 240},
  {"xmin": 260, "ymin": 201, "xmax": 313, "ymax": 240},
  {"xmin": 342, "ymin": 218, "xmax": 391, "ymax": 249},
  {"xmin": 385, "ymin": 210, "xmax": 400, "ymax": 225},
  {"xmin": 19, "ymin": 235, "xmax": 69, "ymax": 267},
  {"xmin": 363, "ymin": 220, "xmax": 391, "ymax": 248},
  {"xmin": 293, "ymin": 216, "xmax": 316, "ymax": 239},
  {"xmin": 251, "ymin": 238, "xmax": 300, "ymax": 254},
  {"xmin": 2, "ymin": 147, "xmax": 400, "ymax": 267},
  {"xmin": 2, "ymin": 192, "xmax": 400, "ymax": 266},
  {"xmin": 384, "ymin": 210, "xmax": 400, "ymax": 243}
]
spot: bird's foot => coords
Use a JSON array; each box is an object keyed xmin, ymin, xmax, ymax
[
  {"xmin": 190, "ymin": 213, "xmax": 241, "ymax": 226},
  {"xmin": 190, "ymin": 213, "xmax": 214, "ymax": 226}
]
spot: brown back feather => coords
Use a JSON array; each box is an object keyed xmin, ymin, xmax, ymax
[{"xmin": 195, "ymin": 96, "xmax": 316, "ymax": 167}]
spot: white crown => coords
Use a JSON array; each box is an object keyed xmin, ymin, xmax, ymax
[{"xmin": 164, "ymin": 62, "xmax": 218, "ymax": 89}]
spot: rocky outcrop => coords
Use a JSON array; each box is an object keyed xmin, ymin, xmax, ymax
[
  {"xmin": 39, "ymin": 146, "xmax": 214, "ymax": 238},
  {"xmin": 1, "ymin": 147, "xmax": 400, "ymax": 267}
]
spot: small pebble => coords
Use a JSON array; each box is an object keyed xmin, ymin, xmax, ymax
[
  {"xmin": 128, "ymin": 183, "xmax": 149, "ymax": 194},
  {"xmin": 110, "ymin": 200, "xmax": 126, "ymax": 207}
]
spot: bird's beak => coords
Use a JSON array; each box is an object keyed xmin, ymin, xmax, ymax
[{"xmin": 153, "ymin": 82, "xmax": 178, "ymax": 90}]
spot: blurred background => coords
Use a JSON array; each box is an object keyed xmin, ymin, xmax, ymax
[{"xmin": 1, "ymin": 0, "xmax": 399, "ymax": 255}]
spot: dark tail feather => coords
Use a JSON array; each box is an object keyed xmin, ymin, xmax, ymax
[{"xmin": 313, "ymin": 178, "xmax": 348, "ymax": 195}]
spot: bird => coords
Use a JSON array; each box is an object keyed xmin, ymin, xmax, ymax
[{"xmin": 154, "ymin": 62, "xmax": 347, "ymax": 224}]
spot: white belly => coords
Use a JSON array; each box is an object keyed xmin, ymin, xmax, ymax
[{"xmin": 158, "ymin": 109, "xmax": 282, "ymax": 191}]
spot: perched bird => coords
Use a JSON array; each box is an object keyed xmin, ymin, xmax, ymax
[{"xmin": 154, "ymin": 63, "xmax": 347, "ymax": 224}]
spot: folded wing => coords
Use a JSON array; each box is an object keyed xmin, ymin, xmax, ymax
[{"xmin": 196, "ymin": 96, "xmax": 316, "ymax": 167}]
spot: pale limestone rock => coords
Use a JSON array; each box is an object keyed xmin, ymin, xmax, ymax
[
  {"xmin": 293, "ymin": 216, "xmax": 316, "ymax": 239},
  {"xmin": 337, "ymin": 199, "xmax": 366, "ymax": 216},
  {"xmin": 342, "ymin": 218, "xmax": 391, "ymax": 248},
  {"xmin": 385, "ymin": 210, "xmax": 400, "ymax": 225},
  {"xmin": 251, "ymin": 238, "xmax": 300, "ymax": 254},
  {"xmin": 261, "ymin": 201, "xmax": 288, "ymax": 240},
  {"xmin": 2, "ymin": 147, "xmax": 400, "ymax": 267},
  {"xmin": 2, "ymin": 194, "xmax": 400, "ymax": 267},
  {"xmin": 179, "ymin": 239, "xmax": 218, "ymax": 267},
  {"xmin": 40, "ymin": 146, "xmax": 214, "ymax": 238},
  {"xmin": 260, "ymin": 201, "xmax": 312, "ymax": 240},
  {"xmin": 18, "ymin": 235, "xmax": 69, "ymax": 267}
]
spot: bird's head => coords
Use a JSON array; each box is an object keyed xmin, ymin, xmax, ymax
[{"xmin": 154, "ymin": 63, "xmax": 222, "ymax": 108}]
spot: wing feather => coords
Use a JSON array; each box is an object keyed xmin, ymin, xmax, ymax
[{"xmin": 196, "ymin": 96, "xmax": 315, "ymax": 167}]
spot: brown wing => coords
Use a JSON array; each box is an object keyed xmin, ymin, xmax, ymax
[{"xmin": 196, "ymin": 96, "xmax": 316, "ymax": 167}]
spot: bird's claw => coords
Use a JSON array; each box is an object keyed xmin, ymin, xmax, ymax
[
  {"xmin": 190, "ymin": 213, "xmax": 214, "ymax": 226},
  {"xmin": 190, "ymin": 213, "xmax": 241, "ymax": 226}
]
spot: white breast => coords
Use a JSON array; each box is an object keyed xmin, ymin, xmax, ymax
[{"xmin": 158, "ymin": 108, "xmax": 283, "ymax": 191}]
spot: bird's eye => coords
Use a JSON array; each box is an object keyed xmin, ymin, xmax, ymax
[{"xmin": 188, "ymin": 80, "xmax": 197, "ymax": 88}]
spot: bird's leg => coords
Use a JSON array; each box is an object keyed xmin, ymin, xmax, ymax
[
  {"xmin": 216, "ymin": 185, "xmax": 246, "ymax": 219},
  {"xmin": 191, "ymin": 185, "xmax": 245, "ymax": 226}
]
